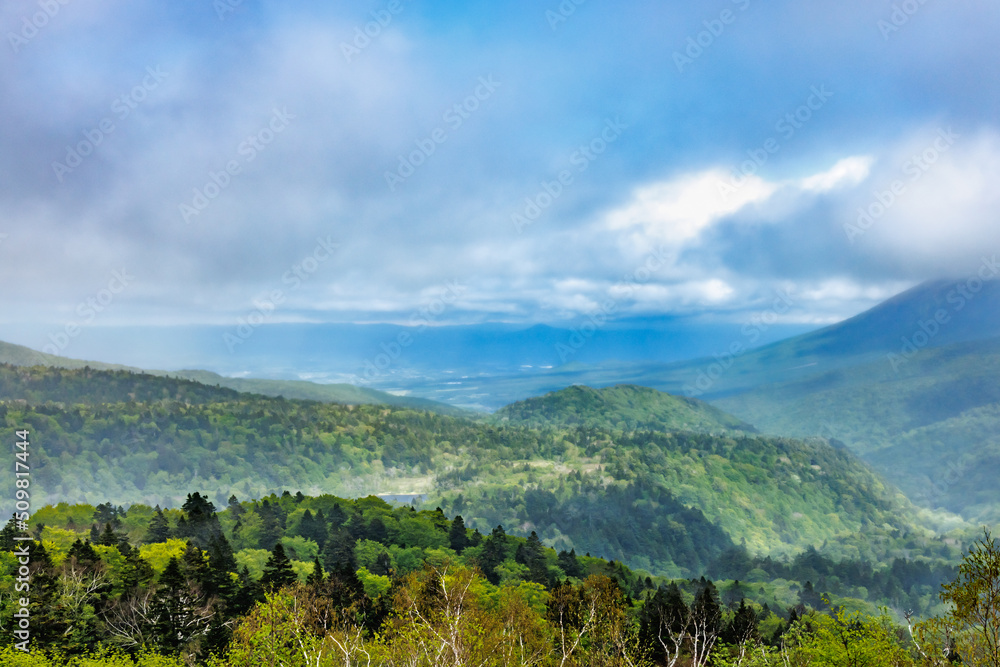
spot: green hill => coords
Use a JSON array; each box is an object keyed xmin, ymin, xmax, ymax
[
  {"xmin": 0, "ymin": 365, "xmax": 942, "ymax": 577},
  {"xmin": 494, "ymin": 384, "xmax": 752, "ymax": 432},
  {"xmin": 714, "ymin": 336, "xmax": 1000, "ymax": 522},
  {"xmin": 0, "ymin": 339, "xmax": 467, "ymax": 416}
]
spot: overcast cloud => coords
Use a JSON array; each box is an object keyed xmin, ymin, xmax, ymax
[{"xmin": 1, "ymin": 0, "xmax": 997, "ymax": 340}]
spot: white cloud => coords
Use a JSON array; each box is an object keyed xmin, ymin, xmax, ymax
[
  {"xmin": 799, "ymin": 155, "xmax": 873, "ymax": 192},
  {"xmin": 604, "ymin": 168, "xmax": 777, "ymax": 242},
  {"xmin": 856, "ymin": 129, "xmax": 1000, "ymax": 271}
]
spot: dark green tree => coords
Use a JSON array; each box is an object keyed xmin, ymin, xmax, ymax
[
  {"xmin": 147, "ymin": 506, "xmax": 171, "ymax": 543},
  {"xmin": 260, "ymin": 542, "xmax": 297, "ymax": 591},
  {"xmin": 448, "ymin": 515, "xmax": 470, "ymax": 554},
  {"xmin": 306, "ymin": 556, "xmax": 325, "ymax": 587},
  {"xmin": 479, "ymin": 525, "xmax": 509, "ymax": 585}
]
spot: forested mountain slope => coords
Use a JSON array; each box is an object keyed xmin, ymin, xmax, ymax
[
  {"xmin": 494, "ymin": 384, "xmax": 751, "ymax": 432},
  {"xmin": 0, "ymin": 366, "xmax": 939, "ymax": 577}
]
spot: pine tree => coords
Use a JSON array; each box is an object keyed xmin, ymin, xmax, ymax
[
  {"xmin": 205, "ymin": 533, "xmax": 238, "ymax": 601},
  {"xmin": 449, "ymin": 515, "xmax": 470, "ymax": 553},
  {"xmin": 306, "ymin": 556, "xmax": 325, "ymax": 587},
  {"xmin": 516, "ymin": 531, "xmax": 549, "ymax": 585},
  {"xmin": 229, "ymin": 566, "xmax": 264, "ymax": 617},
  {"xmin": 479, "ymin": 525, "xmax": 509, "ymax": 585},
  {"xmin": 227, "ymin": 494, "xmax": 244, "ymax": 518},
  {"xmin": 147, "ymin": 506, "xmax": 171, "ymax": 543},
  {"xmin": 323, "ymin": 527, "xmax": 357, "ymax": 572},
  {"xmin": 98, "ymin": 522, "xmax": 119, "ymax": 547},
  {"xmin": 261, "ymin": 543, "xmax": 297, "ymax": 591}
]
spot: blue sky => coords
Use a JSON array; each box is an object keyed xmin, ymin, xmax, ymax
[{"xmin": 2, "ymin": 0, "xmax": 998, "ymax": 345}]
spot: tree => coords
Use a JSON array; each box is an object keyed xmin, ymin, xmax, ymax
[
  {"xmin": 260, "ymin": 542, "xmax": 297, "ymax": 592},
  {"xmin": 640, "ymin": 582, "xmax": 690, "ymax": 667},
  {"xmin": 689, "ymin": 580, "xmax": 722, "ymax": 667},
  {"xmin": 558, "ymin": 548, "xmax": 583, "ymax": 579},
  {"xmin": 306, "ymin": 556, "xmax": 325, "ymax": 588},
  {"xmin": 935, "ymin": 529, "xmax": 1000, "ymax": 666},
  {"xmin": 479, "ymin": 525, "xmax": 509, "ymax": 585},
  {"xmin": 147, "ymin": 506, "xmax": 171, "ymax": 543},
  {"xmin": 787, "ymin": 605, "xmax": 913, "ymax": 667},
  {"xmin": 150, "ymin": 556, "xmax": 214, "ymax": 656},
  {"xmin": 516, "ymin": 531, "xmax": 550, "ymax": 586},
  {"xmin": 449, "ymin": 515, "xmax": 470, "ymax": 553}
]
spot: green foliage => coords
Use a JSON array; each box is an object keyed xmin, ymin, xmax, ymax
[{"xmin": 495, "ymin": 383, "xmax": 752, "ymax": 432}]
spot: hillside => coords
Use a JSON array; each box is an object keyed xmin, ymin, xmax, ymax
[
  {"xmin": 0, "ymin": 339, "xmax": 466, "ymax": 416},
  {"xmin": 493, "ymin": 384, "xmax": 752, "ymax": 432},
  {"xmin": 0, "ymin": 365, "xmax": 941, "ymax": 577},
  {"xmin": 715, "ymin": 336, "xmax": 1000, "ymax": 521},
  {"xmin": 4, "ymin": 490, "xmax": 961, "ymax": 664}
]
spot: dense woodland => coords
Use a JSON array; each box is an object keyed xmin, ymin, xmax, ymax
[
  {"xmin": 0, "ymin": 365, "xmax": 958, "ymax": 574},
  {"xmin": 2, "ymin": 492, "xmax": 998, "ymax": 666},
  {"xmin": 0, "ymin": 364, "xmax": 996, "ymax": 664}
]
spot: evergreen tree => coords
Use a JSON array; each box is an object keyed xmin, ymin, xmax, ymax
[
  {"xmin": 722, "ymin": 598, "xmax": 759, "ymax": 647},
  {"xmin": 260, "ymin": 543, "xmax": 297, "ymax": 591},
  {"xmin": 28, "ymin": 542, "xmax": 64, "ymax": 647},
  {"xmin": 479, "ymin": 525, "xmax": 509, "ymax": 585},
  {"xmin": 67, "ymin": 538, "xmax": 101, "ymax": 569},
  {"xmin": 516, "ymin": 531, "xmax": 549, "ymax": 585},
  {"xmin": 306, "ymin": 556, "xmax": 325, "ymax": 587},
  {"xmin": 227, "ymin": 494, "xmax": 244, "ymax": 518},
  {"xmin": 229, "ymin": 565, "xmax": 264, "ymax": 617},
  {"xmin": 323, "ymin": 526, "xmax": 357, "ymax": 572},
  {"xmin": 448, "ymin": 515, "xmax": 470, "ymax": 553},
  {"xmin": 118, "ymin": 549, "xmax": 155, "ymax": 593},
  {"xmin": 558, "ymin": 548, "xmax": 583, "ymax": 579},
  {"xmin": 152, "ymin": 557, "xmax": 205, "ymax": 653},
  {"xmin": 97, "ymin": 522, "xmax": 119, "ymax": 547},
  {"xmin": 205, "ymin": 533, "xmax": 238, "ymax": 601},
  {"xmin": 147, "ymin": 506, "xmax": 171, "ymax": 543}
]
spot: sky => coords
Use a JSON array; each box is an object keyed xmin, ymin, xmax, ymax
[{"xmin": 2, "ymin": 0, "xmax": 999, "ymax": 352}]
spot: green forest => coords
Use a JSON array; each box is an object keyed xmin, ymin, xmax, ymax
[
  {"xmin": 2, "ymin": 492, "xmax": 999, "ymax": 666},
  {"xmin": 1, "ymin": 364, "xmax": 997, "ymax": 664}
]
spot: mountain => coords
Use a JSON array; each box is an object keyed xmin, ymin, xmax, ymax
[
  {"xmin": 0, "ymin": 364, "xmax": 940, "ymax": 577},
  {"xmin": 0, "ymin": 339, "xmax": 468, "ymax": 416},
  {"xmin": 373, "ymin": 279, "xmax": 1000, "ymax": 521},
  {"xmin": 713, "ymin": 335, "xmax": 1000, "ymax": 521},
  {"xmin": 494, "ymin": 384, "xmax": 752, "ymax": 433}
]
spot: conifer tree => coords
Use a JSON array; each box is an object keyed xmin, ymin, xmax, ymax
[
  {"xmin": 260, "ymin": 542, "xmax": 297, "ymax": 591},
  {"xmin": 147, "ymin": 506, "xmax": 171, "ymax": 543},
  {"xmin": 448, "ymin": 515, "xmax": 470, "ymax": 553}
]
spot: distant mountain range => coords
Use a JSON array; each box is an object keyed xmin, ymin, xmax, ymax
[
  {"xmin": 0, "ymin": 339, "xmax": 468, "ymax": 417},
  {"xmin": 3, "ymin": 277, "xmax": 999, "ymax": 522},
  {"xmin": 0, "ymin": 363, "xmax": 941, "ymax": 577}
]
